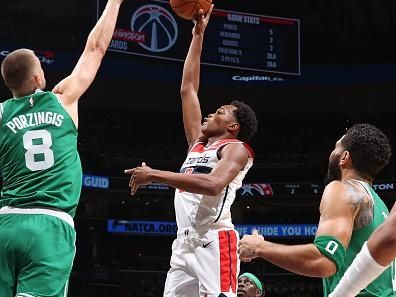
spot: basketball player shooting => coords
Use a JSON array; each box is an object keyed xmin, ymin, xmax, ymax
[
  {"xmin": 0, "ymin": 1, "xmax": 124, "ymax": 296},
  {"xmin": 125, "ymin": 6, "xmax": 258, "ymax": 297}
]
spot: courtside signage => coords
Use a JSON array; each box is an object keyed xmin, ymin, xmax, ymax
[
  {"xmin": 235, "ymin": 224, "xmax": 318, "ymax": 237},
  {"xmin": 82, "ymin": 174, "xmax": 109, "ymax": 189},
  {"xmin": 108, "ymin": 220, "xmax": 177, "ymax": 235},
  {"xmin": 108, "ymin": 220, "xmax": 318, "ymax": 237}
]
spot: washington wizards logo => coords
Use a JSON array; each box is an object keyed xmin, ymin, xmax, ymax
[
  {"xmin": 131, "ymin": 4, "xmax": 178, "ymax": 53},
  {"xmin": 239, "ymin": 183, "xmax": 274, "ymax": 196}
]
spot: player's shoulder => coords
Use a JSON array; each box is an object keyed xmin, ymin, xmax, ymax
[
  {"xmin": 214, "ymin": 138, "xmax": 242, "ymax": 146},
  {"xmin": 325, "ymin": 179, "xmax": 366, "ymax": 193},
  {"xmin": 1, "ymin": 95, "xmax": 13, "ymax": 103},
  {"xmin": 218, "ymin": 139, "xmax": 254, "ymax": 159},
  {"xmin": 190, "ymin": 139, "xmax": 242, "ymax": 152},
  {"xmin": 218, "ymin": 142, "xmax": 254, "ymax": 164},
  {"xmin": 322, "ymin": 180, "xmax": 366, "ymax": 206},
  {"xmin": 26, "ymin": 90, "xmax": 58, "ymax": 102},
  {"xmin": 0, "ymin": 99, "xmax": 11, "ymax": 115},
  {"xmin": 324, "ymin": 180, "xmax": 345, "ymax": 191},
  {"xmin": 36, "ymin": 89, "xmax": 57, "ymax": 98},
  {"xmin": 322, "ymin": 181, "xmax": 350, "ymax": 203}
]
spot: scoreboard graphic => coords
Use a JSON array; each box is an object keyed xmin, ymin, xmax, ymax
[{"xmin": 97, "ymin": 0, "xmax": 301, "ymax": 75}]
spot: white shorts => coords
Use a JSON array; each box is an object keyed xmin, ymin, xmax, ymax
[{"xmin": 164, "ymin": 229, "xmax": 240, "ymax": 297}]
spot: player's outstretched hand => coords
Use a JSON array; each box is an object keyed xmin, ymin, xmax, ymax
[
  {"xmin": 124, "ymin": 162, "xmax": 153, "ymax": 195},
  {"xmin": 192, "ymin": 4, "xmax": 214, "ymax": 37},
  {"xmin": 238, "ymin": 231, "xmax": 264, "ymax": 262}
]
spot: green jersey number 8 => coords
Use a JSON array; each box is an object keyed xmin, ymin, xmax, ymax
[{"xmin": 23, "ymin": 129, "xmax": 54, "ymax": 171}]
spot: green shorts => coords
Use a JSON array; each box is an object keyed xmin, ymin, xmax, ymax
[{"xmin": 0, "ymin": 211, "xmax": 76, "ymax": 297}]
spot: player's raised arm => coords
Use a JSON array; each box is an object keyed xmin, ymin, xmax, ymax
[
  {"xmin": 180, "ymin": 5, "xmax": 213, "ymax": 149},
  {"xmin": 52, "ymin": 0, "xmax": 124, "ymax": 125}
]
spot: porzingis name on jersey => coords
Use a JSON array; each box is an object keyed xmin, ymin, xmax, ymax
[{"xmin": 5, "ymin": 111, "xmax": 64, "ymax": 134}]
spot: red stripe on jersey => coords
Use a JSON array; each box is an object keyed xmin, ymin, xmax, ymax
[
  {"xmin": 217, "ymin": 141, "xmax": 255, "ymax": 159},
  {"xmin": 189, "ymin": 142, "xmax": 205, "ymax": 153},
  {"xmin": 243, "ymin": 143, "xmax": 255, "ymax": 159},
  {"xmin": 219, "ymin": 231, "xmax": 231, "ymax": 292},
  {"xmin": 207, "ymin": 139, "xmax": 241, "ymax": 151},
  {"xmin": 190, "ymin": 139, "xmax": 254, "ymax": 159},
  {"xmin": 229, "ymin": 231, "xmax": 238, "ymax": 293}
]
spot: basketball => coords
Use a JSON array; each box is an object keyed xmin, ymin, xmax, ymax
[{"xmin": 170, "ymin": 0, "xmax": 212, "ymax": 20}]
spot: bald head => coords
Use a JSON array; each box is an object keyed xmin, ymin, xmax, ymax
[{"xmin": 1, "ymin": 49, "xmax": 45, "ymax": 97}]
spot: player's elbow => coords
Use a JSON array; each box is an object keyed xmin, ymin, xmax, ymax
[
  {"xmin": 204, "ymin": 180, "xmax": 224, "ymax": 196},
  {"xmin": 87, "ymin": 33, "xmax": 108, "ymax": 56},
  {"xmin": 318, "ymin": 266, "xmax": 337, "ymax": 278},
  {"xmin": 370, "ymin": 219, "xmax": 396, "ymax": 261},
  {"xmin": 94, "ymin": 40, "xmax": 108, "ymax": 56},
  {"xmin": 180, "ymin": 86, "xmax": 188, "ymax": 98},
  {"xmin": 377, "ymin": 229, "xmax": 396, "ymax": 252},
  {"xmin": 180, "ymin": 85, "xmax": 195, "ymax": 99},
  {"xmin": 387, "ymin": 233, "xmax": 396, "ymax": 248},
  {"xmin": 314, "ymin": 259, "xmax": 337, "ymax": 278},
  {"xmin": 208, "ymin": 187, "xmax": 222, "ymax": 197},
  {"xmin": 383, "ymin": 215, "xmax": 396, "ymax": 246},
  {"xmin": 201, "ymin": 185, "xmax": 220, "ymax": 196}
]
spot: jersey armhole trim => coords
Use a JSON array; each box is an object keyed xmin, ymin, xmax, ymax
[
  {"xmin": 51, "ymin": 92, "xmax": 79, "ymax": 131},
  {"xmin": 54, "ymin": 93, "xmax": 66, "ymax": 108},
  {"xmin": 352, "ymin": 179, "xmax": 375, "ymax": 205},
  {"xmin": 216, "ymin": 141, "xmax": 255, "ymax": 160},
  {"xmin": 188, "ymin": 142, "xmax": 205, "ymax": 153}
]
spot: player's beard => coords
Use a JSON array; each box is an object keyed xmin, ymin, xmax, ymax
[{"xmin": 324, "ymin": 155, "xmax": 341, "ymax": 186}]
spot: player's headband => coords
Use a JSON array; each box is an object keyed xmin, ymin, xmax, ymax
[{"xmin": 239, "ymin": 272, "xmax": 263, "ymax": 292}]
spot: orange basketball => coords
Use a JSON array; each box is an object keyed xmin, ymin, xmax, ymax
[{"xmin": 170, "ymin": 0, "xmax": 212, "ymax": 20}]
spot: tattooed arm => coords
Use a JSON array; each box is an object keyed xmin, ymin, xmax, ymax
[
  {"xmin": 237, "ymin": 180, "xmax": 371, "ymax": 277},
  {"xmin": 313, "ymin": 179, "xmax": 375, "ymax": 252},
  {"xmin": 342, "ymin": 179, "xmax": 374, "ymax": 231}
]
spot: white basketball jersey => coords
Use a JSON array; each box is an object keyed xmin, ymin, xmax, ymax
[{"xmin": 174, "ymin": 139, "xmax": 254, "ymax": 232}]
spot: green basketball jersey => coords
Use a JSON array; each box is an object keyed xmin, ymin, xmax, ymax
[
  {"xmin": 323, "ymin": 181, "xmax": 395, "ymax": 296},
  {"xmin": 0, "ymin": 90, "xmax": 82, "ymax": 217}
]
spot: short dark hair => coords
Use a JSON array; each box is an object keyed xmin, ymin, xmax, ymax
[
  {"xmin": 230, "ymin": 100, "xmax": 258, "ymax": 142},
  {"xmin": 341, "ymin": 123, "xmax": 392, "ymax": 179},
  {"xmin": 1, "ymin": 49, "xmax": 36, "ymax": 90}
]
